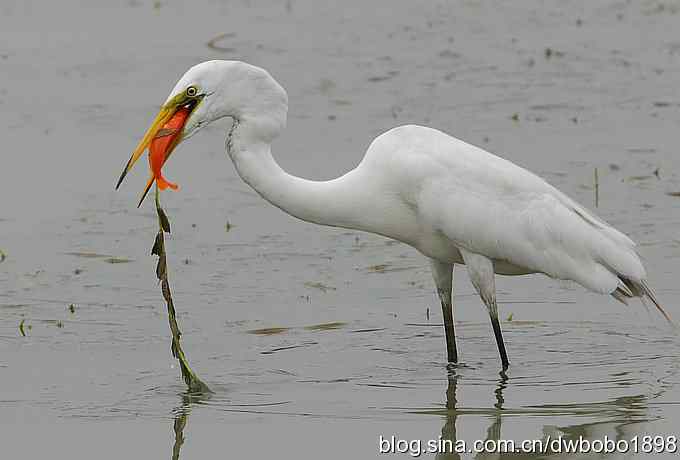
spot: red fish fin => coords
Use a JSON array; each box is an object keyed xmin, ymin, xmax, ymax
[{"xmin": 156, "ymin": 175, "xmax": 178, "ymax": 191}]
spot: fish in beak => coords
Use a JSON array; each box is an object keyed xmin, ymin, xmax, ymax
[{"xmin": 116, "ymin": 90, "xmax": 201, "ymax": 207}]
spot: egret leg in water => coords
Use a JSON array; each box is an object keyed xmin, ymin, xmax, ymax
[
  {"xmin": 460, "ymin": 249, "xmax": 509, "ymax": 369},
  {"xmin": 430, "ymin": 259, "xmax": 458, "ymax": 363}
]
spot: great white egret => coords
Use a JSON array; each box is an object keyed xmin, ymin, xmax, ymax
[{"xmin": 116, "ymin": 60, "xmax": 672, "ymax": 369}]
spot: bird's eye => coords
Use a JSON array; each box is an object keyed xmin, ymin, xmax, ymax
[{"xmin": 186, "ymin": 86, "xmax": 198, "ymax": 97}]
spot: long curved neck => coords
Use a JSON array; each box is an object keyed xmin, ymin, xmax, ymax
[{"xmin": 226, "ymin": 118, "xmax": 367, "ymax": 230}]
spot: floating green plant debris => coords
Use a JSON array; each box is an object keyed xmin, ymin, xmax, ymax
[
  {"xmin": 303, "ymin": 281, "xmax": 336, "ymax": 293},
  {"xmin": 627, "ymin": 175, "xmax": 655, "ymax": 182},
  {"xmin": 247, "ymin": 327, "xmax": 290, "ymax": 335},
  {"xmin": 104, "ymin": 257, "xmax": 133, "ymax": 264},
  {"xmin": 0, "ymin": 249, "xmax": 6, "ymax": 263},
  {"xmin": 206, "ymin": 32, "xmax": 237, "ymax": 52},
  {"xmin": 65, "ymin": 252, "xmax": 132, "ymax": 263},
  {"xmin": 18, "ymin": 319, "xmax": 32, "ymax": 335},
  {"xmin": 248, "ymin": 322, "xmax": 347, "ymax": 335},
  {"xmin": 1, "ymin": 304, "xmax": 28, "ymax": 310},
  {"xmin": 304, "ymin": 321, "xmax": 347, "ymax": 331},
  {"xmin": 366, "ymin": 263, "xmax": 417, "ymax": 273},
  {"xmin": 544, "ymin": 47, "xmax": 564, "ymax": 58},
  {"xmin": 367, "ymin": 263, "xmax": 389, "ymax": 273},
  {"xmin": 65, "ymin": 251, "xmax": 114, "ymax": 259},
  {"xmin": 68, "ymin": 304, "xmax": 76, "ymax": 314},
  {"xmin": 152, "ymin": 187, "xmax": 211, "ymax": 394}
]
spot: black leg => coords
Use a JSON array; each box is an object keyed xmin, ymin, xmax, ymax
[
  {"xmin": 430, "ymin": 260, "xmax": 458, "ymax": 364},
  {"xmin": 440, "ymin": 296, "xmax": 458, "ymax": 363},
  {"xmin": 489, "ymin": 313, "xmax": 509, "ymax": 370},
  {"xmin": 459, "ymin": 249, "xmax": 510, "ymax": 370}
]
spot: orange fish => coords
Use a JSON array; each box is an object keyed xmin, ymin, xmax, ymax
[
  {"xmin": 149, "ymin": 106, "xmax": 191, "ymax": 191},
  {"xmin": 132, "ymin": 106, "xmax": 191, "ymax": 206}
]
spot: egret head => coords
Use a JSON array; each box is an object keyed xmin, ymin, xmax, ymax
[{"xmin": 115, "ymin": 60, "xmax": 288, "ymax": 205}]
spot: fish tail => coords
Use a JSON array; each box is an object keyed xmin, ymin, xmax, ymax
[{"xmin": 156, "ymin": 175, "xmax": 178, "ymax": 191}]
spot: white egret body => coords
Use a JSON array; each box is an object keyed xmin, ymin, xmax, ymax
[{"xmin": 117, "ymin": 60, "xmax": 672, "ymax": 369}]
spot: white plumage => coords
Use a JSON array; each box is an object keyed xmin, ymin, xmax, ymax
[
  {"xmin": 368, "ymin": 125, "xmax": 643, "ymax": 291},
  {"xmin": 119, "ymin": 60, "xmax": 672, "ymax": 369}
]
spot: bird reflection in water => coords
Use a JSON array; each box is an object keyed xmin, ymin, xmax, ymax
[
  {"xmin": 435, "ymin": 369, "xmax": 650, "ymax": 460},
  {"xmin": 165, "ymin": 365, "xmax": 658, "ymax": 459},
  {"xmin": 436, "ymin": 370, "xmax": 507, "ymax": 460}
]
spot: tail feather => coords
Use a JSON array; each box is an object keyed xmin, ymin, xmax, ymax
[
  {"xmin": 611, "ymin": 289, "xmax": 629, "ymax": 305},
  {"xmin": 639, "ymin": 280, "xmax": 674, "ymax": 325},
  {"xmin": 611, "ymin": 278, "xmax": 634, "ymax": 305},
  {"xmin": 612, "ymin": 277, "xmax": 674, "ymax": 325}
]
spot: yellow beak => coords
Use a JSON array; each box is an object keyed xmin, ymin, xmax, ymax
[{"xmin": 115, "ymin": 104, "xmax": 177, "ymax": 191}]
